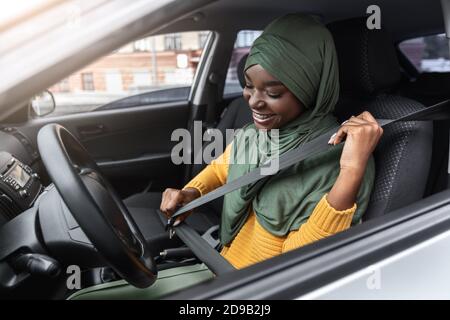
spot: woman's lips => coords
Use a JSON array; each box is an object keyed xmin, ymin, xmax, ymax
[{"xmin": 252, "ymin": 111, "xmax": 276, "ymax": 126}]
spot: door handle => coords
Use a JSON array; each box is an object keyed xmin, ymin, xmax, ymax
[{"xmin": 78, "ymin": 124, "xmax": 106, "ymax": 139}]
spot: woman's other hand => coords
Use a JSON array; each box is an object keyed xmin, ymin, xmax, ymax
[
  {"xmin": 329, "ymin": 111, "xmax": 383, "ymax": 175},
  {"xmin": 326, "ymin": 111, "xmax": 382, "ymax": 211},
  {"xmin": 159, "ymin": 187, "xmax": 200, "ymax": 224}
]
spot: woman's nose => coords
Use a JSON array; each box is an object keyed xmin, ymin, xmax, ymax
[{"xmin": 248, "ymin": 92, "xmax": 265, "ymax": 109}]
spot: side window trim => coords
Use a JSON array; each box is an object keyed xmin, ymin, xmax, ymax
[
  {"xmin": 398, "ymin": 33, "xmax": 450, "ymax": 74},
  {"xmin": 189, "ymin": 31, "xmax": 217, "ymax": 103}
]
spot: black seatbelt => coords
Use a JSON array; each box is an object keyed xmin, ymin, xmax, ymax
[{"xmin": 168, "ymin": 99, "xmax": 450, "ymax": 227}]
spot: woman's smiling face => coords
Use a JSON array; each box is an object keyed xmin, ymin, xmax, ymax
[{"xmin": 243, "ymin": 64, "xmax": 305, "ymax": 130}]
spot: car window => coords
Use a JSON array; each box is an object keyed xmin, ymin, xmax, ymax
[
  {"xmin": 44, "ymin": 31, "xmax": 211, "ymax": 117},
  {"xmin": 399, "ymin": 33, "xmax": 450, "ymax": 73},
  {"xmin": 223, "ymin": 30, "xmax": 262, "ymax": 97}
]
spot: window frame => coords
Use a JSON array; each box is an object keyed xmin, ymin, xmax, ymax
[{"xmin": 398, "ymin": 33, "xmax": 450, "ymax": 74}]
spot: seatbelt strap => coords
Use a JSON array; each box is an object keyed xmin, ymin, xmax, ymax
[{"xmin": 168, "ymin": 99, "xmax": 450, "ymax": 226}]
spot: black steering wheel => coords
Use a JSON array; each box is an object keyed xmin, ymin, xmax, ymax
[{"xmin": 37, "ymin": 124, "xmax": 157, "ymax": 288}]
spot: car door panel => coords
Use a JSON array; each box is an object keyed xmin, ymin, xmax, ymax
[{"xmin": 15, "ymin": 101, "xmax": 190, "ymax": 197}]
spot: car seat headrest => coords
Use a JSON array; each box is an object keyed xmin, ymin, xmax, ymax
[{"xmin": 327, "ymin": 17, "xmax": 401, "ymax": 97}]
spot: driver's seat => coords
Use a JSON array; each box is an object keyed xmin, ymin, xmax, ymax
[
  {"xmin": 124, "ymin": 54, "xmax": 252, "ymax": 255},
  {"xmin": 327, "ymin": 17, "xmax": 433, "ymax": 220},
  {"xmin": 126, "ymin": 18, "xmax": 434, "ymax": 255}
]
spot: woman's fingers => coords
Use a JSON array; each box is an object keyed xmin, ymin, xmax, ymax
[
  {"xmin": 358, "ymin": 110, "xmax": 378, "ymax": 124},
  {"xmin": 160, "ymin": 188, "xmax": 184, "ymax": 217},
  {"xmin": 329, "ymin": 111, "xmax": 381, "ymax": 145},
  {"xmin": 329, "ymin": 122, "xmax": 357, "ymax": 145},
  {"xmin": 173, "ymin": 212, "xmax": 191, "ymax": 226},
  {"xmin": 160, "ymin": 187, "xmax": 200, "ymax": 221},
  {"xmin": 338, "ymin": 111, "xmax": 383, "ymax": 172},
  {"xmin": 330, "ymin": 125, "xmax": 349, "ymax": 145},
  {"xmin": 344, "ymin": 116, "xmax": 366, "ymax": 125}
]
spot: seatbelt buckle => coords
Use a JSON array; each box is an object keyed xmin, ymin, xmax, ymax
[
  {"xmin": 165, "ymin": 217, "xmax": 176, "ymax": 239},
  {"xmin": 169, "ymin": 228, "xmax": 175, "ymax": 239}
]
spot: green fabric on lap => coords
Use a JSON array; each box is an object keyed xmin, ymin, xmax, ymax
[{"xmin": 68, "ymin": 264, "xmax": 213, "ymax": 300}]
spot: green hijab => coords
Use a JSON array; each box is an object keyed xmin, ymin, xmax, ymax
[{"xmin": 220, "ymin": 14, "xmax": 375, "ymax": 246}]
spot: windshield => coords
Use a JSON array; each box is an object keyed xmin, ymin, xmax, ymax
[{"xmin": 0, "ymin": 0, "xmax": 177, "ymax": 120}]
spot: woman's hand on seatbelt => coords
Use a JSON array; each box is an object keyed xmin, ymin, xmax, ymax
[
  {"xmin": 326, "ymin": 111, "xmax": 382, "ymax": 211},
  {"xmin": 160, "ymin": 187, "xmax": 201, "ymax": 224},
  {"xmin": 329, "ymin": 111, "xmax": 383, "ymax": 174}
]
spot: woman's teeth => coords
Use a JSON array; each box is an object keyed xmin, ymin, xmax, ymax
[{"xmin": 253, "ymin": 112, "xmax": 274, "ymax": 120}]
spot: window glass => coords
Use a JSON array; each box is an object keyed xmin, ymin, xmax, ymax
[
  {"xmin": 223, "ymin": 30, "xmax": 262, "ymax": 96},
  {"xmin": 81, "ymin": 73, "xmax": 94, "ymax": 91},
  {"xmin": 399, "ymin": 34, "xmax": 450, "ymax": 73},
  {"xmin": 45, "ymin": 31, "xmax": 210, "ymax": 117}
]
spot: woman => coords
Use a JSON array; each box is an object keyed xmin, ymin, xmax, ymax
[{"xmin": 160, "ymin": 14, "xmax": 382, "ymax": 269}]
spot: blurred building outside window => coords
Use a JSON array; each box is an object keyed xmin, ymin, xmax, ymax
[
  {"xmin": 399, "ymin": 33, "xmax": 450, "ymax": 72},
  {"xmin": 47, "ymin": 31, "xmax": 210, "ymax": 116}
]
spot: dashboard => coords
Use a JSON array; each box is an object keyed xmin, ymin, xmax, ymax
[
  {"xmin": 0, "ymin": 128, "xmax": 43, "ymax": 226},
  {"xmin": 0, "ymin": 126, "xmax": 103, "ymax": 294}
]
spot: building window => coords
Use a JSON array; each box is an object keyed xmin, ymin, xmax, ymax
[
  {"xmin": 133, "ymin": 38, "xmax": 151, "ymax": 52},
  {"xmin": 81, "ymin": 72, "xmax": 94, "ymax": 91},
  {"xmin": 164, "ymin": 33, "xmax": 182, "ymax": 51}
]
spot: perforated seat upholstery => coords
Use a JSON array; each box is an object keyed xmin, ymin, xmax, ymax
[{"xmin": 328, "ymin": 18, "xmax": 433, "ymax": 219}]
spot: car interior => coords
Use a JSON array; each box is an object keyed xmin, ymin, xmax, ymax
[{"xmin": 0, "ymin": 0, "xmax": 449, "ymax": 299}]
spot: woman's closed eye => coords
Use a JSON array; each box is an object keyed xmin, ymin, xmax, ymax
[{"xmin": 267, "ymin": 91, "xmax": 281, "ymax": 99}]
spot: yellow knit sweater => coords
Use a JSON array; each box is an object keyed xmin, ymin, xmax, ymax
[{"xmin": 184, "ymin": 144, "xmax": 356, "ymax": 269}]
